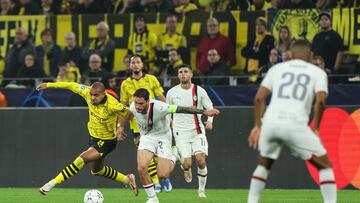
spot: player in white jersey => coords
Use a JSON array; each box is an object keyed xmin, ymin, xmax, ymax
[
  {"xmin": 247, "ymin": 40, "xmax": 336, "ymax": 203},
  {"xmin": 166, "ymin": 64, "xmax": 214, "ymax": 197},
  {"xmin": 129, "ymin": 88, "xmax": 220, "ymax": 203}
]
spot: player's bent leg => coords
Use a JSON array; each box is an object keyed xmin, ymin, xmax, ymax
[
  {"xmin": 39, "ymin": 148, "xmax": 97, "ymax": 195},
  {"xmin": 138, "ymin": 149, "xmax": 158, "ymax": 201},
  {"xmin": 247, "ymin": 157, "xmax": 275, "ymax": 203},
  {"xmin": 308, "ymin": 154, "xmax": 336, "ymax": 203},
  {"xmin": 157, "ymin": 157, "xmax": 175, "ymax": 179},
  {"xmin": 195, "ymin": 152, "xmax": 207, "ymax": 197}
]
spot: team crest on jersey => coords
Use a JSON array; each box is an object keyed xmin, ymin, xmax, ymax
[
  {"xmin": 78, "ymin": 85, "xmax": 86, "ymax": 90},
  {"xmin": 193, "ymin": 95, "xmax": 198, "ymax": 101}
]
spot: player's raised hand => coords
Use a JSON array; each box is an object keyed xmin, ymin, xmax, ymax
[
  {"xmin": 36, "ymin": 83, "xmax": 48, "ymax": 91},
  {"xmin": 204, "ymin": 121, "xmax": 213, "ymax": 130},
  {"xmin": 116, "ymin": 128, "xmax": 127, "ymax": 141},
  {"xmin": 248, "ymin": 126, "xmax": 261, "ymax": 150},
  {"xmin": 203, "ymin": 108, "xmax": 220, "ymax": 117}
]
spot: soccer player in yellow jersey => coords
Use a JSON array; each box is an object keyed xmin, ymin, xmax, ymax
[
  {"xmin": 120, "ymin": 55, "xmax": 171, "ymax": 192},
  {"xmin": 36, "ymin": 82, "xmax": 138, "ymax": 196}
]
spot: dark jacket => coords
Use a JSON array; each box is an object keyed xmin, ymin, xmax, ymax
[
  {"xmin": 12, "ymin": 2, "xmax": 41, "ymax": 15},
  {"xmin": 36, "ymin": 43, "xmax": 62, "ymax": 77},
  {"xmin": 16, "ymin": 64, "xmax": 45, "ymax": 87},
  {"xmin": 61, "ymin": 46, "xmax": 85, "ymax": 73},
  {"xmin": 82, "ymin": 38, "xmax": 115, "ymax": 73}
]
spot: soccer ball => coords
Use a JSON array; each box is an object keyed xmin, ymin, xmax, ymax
[{"xmin": 83, "ymin": 189, "xmax": 104, "ymax": 203}]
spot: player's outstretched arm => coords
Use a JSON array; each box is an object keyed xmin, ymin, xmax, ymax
[{"xmin": 174, "ymin": 106, "xmax": 220, "ymax": 116}]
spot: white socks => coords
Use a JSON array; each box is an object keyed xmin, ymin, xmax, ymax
[
  {"xmin": 144, "ymin": 183, "xmax": 157, "ymax": 199},
  {"xmin": 319, "ymin": 168, "xmax": 337, "ymax": 203},
  {"xmin": 247, "ymin": 165, "xmax": 269, "ymax": 203},
  {"xmin": 197, "ymin": 166, "xmax": 207, "ymax": 192}
]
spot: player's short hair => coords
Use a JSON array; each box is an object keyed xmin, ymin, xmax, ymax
[
  {"xmin": 130, "ymin": 54, "xmax": 142, "ymax": 61},
  {"xmin": 290, "ymin": 39, "xmax": 311, "ymax": 50},
  {"xmin": 134, "ymin": 88, "xmax": 149, "ymax": 101},
  {"xmin": 91, "ymin": 82, "xmax": 105, "ymax": 93},
  {"xmin": 177, "ymin": 64, "xmax": 192, "ymax": 72}
]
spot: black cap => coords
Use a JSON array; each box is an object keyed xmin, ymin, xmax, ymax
[{"xmin": 319, "ymin": 11, "xmax": 331, "ymax": 20}]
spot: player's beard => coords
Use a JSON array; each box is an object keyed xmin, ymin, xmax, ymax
[
  {"xmin": 180, "ymin": 79, "xmax": 190, "ymax": 84},
  {"xmin": 133, "ymin": 70, "xmax": 141, "ymax": 75}
]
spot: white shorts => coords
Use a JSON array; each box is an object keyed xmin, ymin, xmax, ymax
[
  {"xmin": 138, "ymin": 135, "xmax": 173, "ymax": 160},
  {"xmin": 259, "ymin": 123, "xmax": 327, "ymax": 160},
  {"xmin": 175, "ymin": 133, "xmax": 208, "ymax": 158}
]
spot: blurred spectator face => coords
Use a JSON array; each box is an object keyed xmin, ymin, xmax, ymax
[
  {"xmin": 96, "ymin": 22, "xmax": 109, "ymax": 39},
  {"xmin": 166, "ymin": 16, "xmax": 178, "ymax": 33},
  {"xmin": 207, "ymin": 18, "xmax": 219, "ymax": 36},
  {"xmin": 42, "ymin": 0, "xmax": 52, "ymax": 6},
  {"xmin": 15, "ymin": 28, "xmax": 27, "ymax": 44},
  {"xmin": 41, "ymin": 32, "xmax": 53, "ymax": 45},
  {"xmin": 84, "ymin": 0, "xmax": 94, "ymax": 6},
  {"xmin": 269, "ymin": 49, "xmax": 278, "ymax": 64},
  {"xmin": 172, "ymin": 0, "xmax": 181, "ymax": 6},
  {"xmin": 1, "ymin": 0, "xmax": 11, "ymax": 11},
  {"xmin": 207, "ymin": 49, "xmax": 220, "ymax": 64},
  {"xmin": 253, "ymin": 0, "xmax": 265, "ymax": 9},
  {"xmin": 320, "ymin": 16, "xmax": 331, "ymax": 30},
  {"xmin": 24, "ymin": 54, "xmax": 35, "ymax": 67},
  {"xmin": 58, "ymin": 63, "xmax": 70, "ymax": 76},
  {"xmin": 123, "ymin": 55, "xmax": 131, "ymax": 70},
  {"xmin": 279, "ymin": 27, "xmax": 289, "ymax": 41},
  {"xmin": 168, "ymin": 49, "xmax": 179, "ymax": 63},
  {"xmin": 108, "ymin": 77, "xmax": 117, "ymax": 89},
  {"xmin": 130, "ymin": 56, "xmax": 143, "ymax": 74},
  {"xmin": 65, "ymin": 32, "xmax": 76, "ymax": 49},
  {"xmin": 135, "ymin": 18, "xmax": 145, "ymax": 33},
  {"xmin": 89, "ymin": 54, "xmax": 102, "ymax": 72},
  {"xmin": 271, "ymin": 0, "xmax": 280, "ymax": 8},
  {"xmin": 256, "ymin": 23, "xmax": 266, "ymax": 35},
  {"xmin": 282, "ymin": 50, "xmax": 292, "ymax": 61}
]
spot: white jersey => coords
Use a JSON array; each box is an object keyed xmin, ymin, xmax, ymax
[
  {"xmin": 130, "ymin": 99, "xmax": 172, "ymax": 139},
  {"xmin": 261, "ymin": 59, "xmax": 328, "ymax": 125},
  {"xmin": 166, "ymin": 84, "xmax": 213, "ymax": 134}
]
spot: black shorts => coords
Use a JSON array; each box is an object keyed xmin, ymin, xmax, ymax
[{"xmin": 89, "ymin": 137, "xmax": 117, "ymax": 156}]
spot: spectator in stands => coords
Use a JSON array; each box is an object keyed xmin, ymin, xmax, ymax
[
  {"xmin": 250, "ymin": 0, "xmax": 271, "ymax": 10},
  {"xmin": 242, "ymin": 17, "xmax": 275, "ymax": 74},
  {"xmin": 73, "ymin": 0, "xmax": 105, "ymax": 14},
  {"xmin": 312, "ymin": 55, "xmax": 326, "ymax": 70},
  {"xmin": 101, "ymin": 74, "xmax": 119, "ymax": 100},
  {"xmin": 55, "ymin": 61, "xmax": 81, "ymax": 83},
  {"xmin": 111, "ymin": 0, "xmax": 144, "ymax": 14},
  {"xmin": 205, "ymin": 48, "xmax": 229, "ymax": 86},
  {"xmin": 41, "ymin": 0, "xmax": 60, "ymax": 15},
  {"xmin": 61, "ymin": 32, "xmax": 84, "ymax": 74},
  {"xmin": 36, "ymin": 28, "xmax": 62, "ymax": 77},
  {"xmin": 159, "ymin": 48, "xmax": 183, "ymax": 77},
  {"xmin": 116, "ymin": 55, "xmax": 132, "ymax": 85},
  {"xmin": 174, "ymin": 0, "xmax": 198, "ymax": 14},
  {"xmin": 276, "ymin": 25, "xmax": 293, "ymax": 60},
  {"xmin": 258, "ymin": 48, "xmax": 279, "ymax": 77},
  {"xmin": 16, "ymin": 53, "xmax": 44, "ymax": 87},
  {"xmin": 84, "ymin": 54, "xmax": 109, "ymax": 84},
  {"xmin": 282, "ymin": 50, "xmax": 292, "ymax": 62},
  {"xmin": 59, "ymin": 0, "xmax": 78, "ymax": 14},
  {"xmin": 283, "ymin": 0, "xmax": 315, "ymax": 8},
  {"xmin": 12, "ymin": 0, "xmax": 41, "ymax": 15},
  {"xmin": 128, "ymin": 15, "xmax": 158, "ymax": 74},
  {"xmin": 311, "ymin": 11, "xmax": 344, "ymax": 73},
  {"xmin": 207, "ymin": 0, "xmax": 250, "ymax": 11},
  {"xmin": 196, "ymin": 17, "xmax": 235, "ymax": 76},
  {"xmin": 143, "ymin": 0, "xmax": 173, "ymax": 13},
  {"xmin": 67, "ymin": 75, "xmax": 90, "ymax": 107},
  {"xmin": 82, "ymin": 21, "xmax": 115, "ymax": 73},
  {"xmin": 267, "ymin": 0, "xmax": 282, "ymax": 11},
  {"xmin": 1, "ymin": 0, "xmax": 14, "ymax": 15},
  {"xmin": 4, "ymin": 27, "xmax": 36, "ymax": 82},
  {"xmin": 157, "ymin": 14, "xmax": 188, "ymax": 66}
]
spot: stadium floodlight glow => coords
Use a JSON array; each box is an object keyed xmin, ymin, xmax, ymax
[{"xmin": 306, "ymin": 107, "xmax": 360, "ymax": 189}]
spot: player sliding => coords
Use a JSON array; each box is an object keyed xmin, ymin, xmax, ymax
[
  {"xmin": 166, "ymin": 64, "xmax": 215, "ymax": 197},
  {"xmin": 36, "ymin": 82, "xmax": 138, "ymax": 196},
  {"xmin": 129, "ymin": 88, "xmax": 220, "ymax": 203},
  {"xmin": 247, "ymin": 39, "xmax": 336, "ymax": 203}
]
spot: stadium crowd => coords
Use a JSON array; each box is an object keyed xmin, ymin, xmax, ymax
[{"xmin": 0, "ymin": 0, "xmax": 359, "ymax": 91}]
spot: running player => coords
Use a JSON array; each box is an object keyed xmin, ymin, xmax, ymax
[
  {"xmin": 247, "ymin": 39, "xmax": 336, "ymax": 203},
  {"xmin": 166, "ymin": 64, "xmax": 214, "ymax": 197},
  {"xmin": 36, "ymin": 82, "xmax": 138, "ymax": 196}
]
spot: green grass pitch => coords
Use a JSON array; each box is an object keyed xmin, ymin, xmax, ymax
[{"xmin": 0, "ymin": 188, "xmax": 358, "ymax": 203}]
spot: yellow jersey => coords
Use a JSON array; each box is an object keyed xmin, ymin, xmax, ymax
[
  {"xmin": 55, "ymin": 66, "xmax": 81, "ymax": 83},
  {"xmin": 47, "ymin": 82, "xmax": 129, "ymax": 140},
  {"xmin": 157, "ymin": 32, "xmax": 187, "ymax": 51},
  {"xmin": 128, "ymin": 30, "xmax": 158, "ymax": 63},
  {"xmin": 175, "ymin": 3, "xmax": 198, "ymax": 13},
  {"xmin": 120, "ymin": 74, "xmax": 164, "ymax": 105}
]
